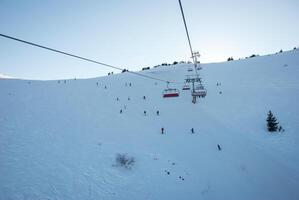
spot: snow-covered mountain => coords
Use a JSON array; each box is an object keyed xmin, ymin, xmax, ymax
[
  {"xmin": 0, "ymin": 49, "xmax": 299, "ymax": 200},
  {"xmin": 0, "ymin": 73, "xmax": 14, "ymax": 79}
]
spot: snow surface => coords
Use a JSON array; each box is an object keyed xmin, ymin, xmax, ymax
[{"xmin": 0, "ymin": 50, "xmax": 299, "ymax": 200}]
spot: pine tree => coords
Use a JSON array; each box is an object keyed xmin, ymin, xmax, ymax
[{"xmin": 266, "ymin": 110, "xmax": 279, "ymax": 132}]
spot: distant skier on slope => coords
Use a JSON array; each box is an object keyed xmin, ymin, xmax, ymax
[
  {"xmin": 191, "ymin": 128, "xmax": 194, "ymax": 134},
  {"xmin": 161, "ymin": 127, "xmax": 164, "ymax": 134},
  {"xmin": 217, "ymin": 144, "xmax": 221, "ymax": 151}
]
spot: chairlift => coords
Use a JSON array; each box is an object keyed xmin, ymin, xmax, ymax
[
  {"xmin": 196, "ymin": 66, "xmax": 202, "ymax": 70},
  {"xmin": 163, "ymin": 82, "xmax": 180, "ymax": 98},
  {"xmin": 182, "ymin": 83, "xmax": 190, "ymax": 90},
  {"xmin": 192, "ymin": 84, "xmax": 207, "ymax": 97}
]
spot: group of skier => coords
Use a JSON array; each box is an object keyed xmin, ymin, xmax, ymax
[{"xmin": 117, "ymin": 91, "xmax": 222, "ymax": 151}]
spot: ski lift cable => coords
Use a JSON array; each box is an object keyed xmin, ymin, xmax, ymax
[
  {"xmin": 0, "ymin": 33, "xmax": 182, "ymax": 84},
  {"xmin": 178, "ymin": 0, "xmax": 199, "ymax": 76}
]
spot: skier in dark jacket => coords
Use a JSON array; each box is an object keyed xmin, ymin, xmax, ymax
[{"xmin": 217, "ymin": 144, "xmax": 221, "ymax": 151}]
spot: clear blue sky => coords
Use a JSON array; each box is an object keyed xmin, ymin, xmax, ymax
[{"xmin": 0, "ymin": 0, "xmax": 298, "ymax": 80}]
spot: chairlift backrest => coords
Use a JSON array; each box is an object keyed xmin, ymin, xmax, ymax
[{"xmin": 195, "ymin": 85, "xmax": 204, "ymax": 90}]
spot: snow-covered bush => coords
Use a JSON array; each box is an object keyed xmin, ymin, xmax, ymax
[{"xmin": 115, "ymin": 153, "xmax": 135, "ymax": 169}]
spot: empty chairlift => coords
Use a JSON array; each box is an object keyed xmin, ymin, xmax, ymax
[
  {"xmin": 196, "ymin": 66, "xmax": 202, "ymax": 70},
  {"xmin": 163, "ymin": 88, "xmax": 180, "ymax": 97},
  {"xmin": 182, "ymin": 83, "xmax": 190, "ymax": 90},
  {"xmin": 163, "ymin": 82, "xmax": 180, "ymax": 98}
]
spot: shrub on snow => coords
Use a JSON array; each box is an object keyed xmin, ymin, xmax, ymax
[
  {"xmin": 266, "ymin": 110, "xmax": 279, "ymax": 132},
  {"xmin": 115, "ymin": 153, "xmax": 135, "ymax": 169}
]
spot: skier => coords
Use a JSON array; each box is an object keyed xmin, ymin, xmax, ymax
[
  {"xmin": 116, "ymin": 97, "xmax": 119, "ymax": 101},
  {"xmin": 191, "ymin": 128, "xmax": 194, "ymax": 134},
  {"xmin": 161, "ymin": 127, "xmax": 164, "ymax": 134},
  {"xmin": 120, "ymin": 109, "xmax": 123, "ymax": 114},
  {"xmin": 128, "ymin": 97, "xmax": 130, "ymax": 101},
  {"xmin": 217, "ymin": 144, "xmax": 221, "ymax": 151},
  {"xmin": 143, "ymin": 96, "xmax": 146, "ymax": 100},
  {"xmin": 105, "ymin": 85, "xmax": 107, "ymax": 89},
  {"xmin": 156, "ymin": 110, "xmax": 160, "ymax": 116},
  {"xmin": 144, "ymin": 110, "xmax": 147, "ymax": 116}
]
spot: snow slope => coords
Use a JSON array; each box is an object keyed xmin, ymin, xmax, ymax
[{"xmin": 0, "ymin": 49, "xmax": 299, "ymax": 200}]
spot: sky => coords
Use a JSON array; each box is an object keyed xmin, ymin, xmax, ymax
[{"xmin": 0, "ymin": 0, "xmax": 298, "ymax": 80}]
